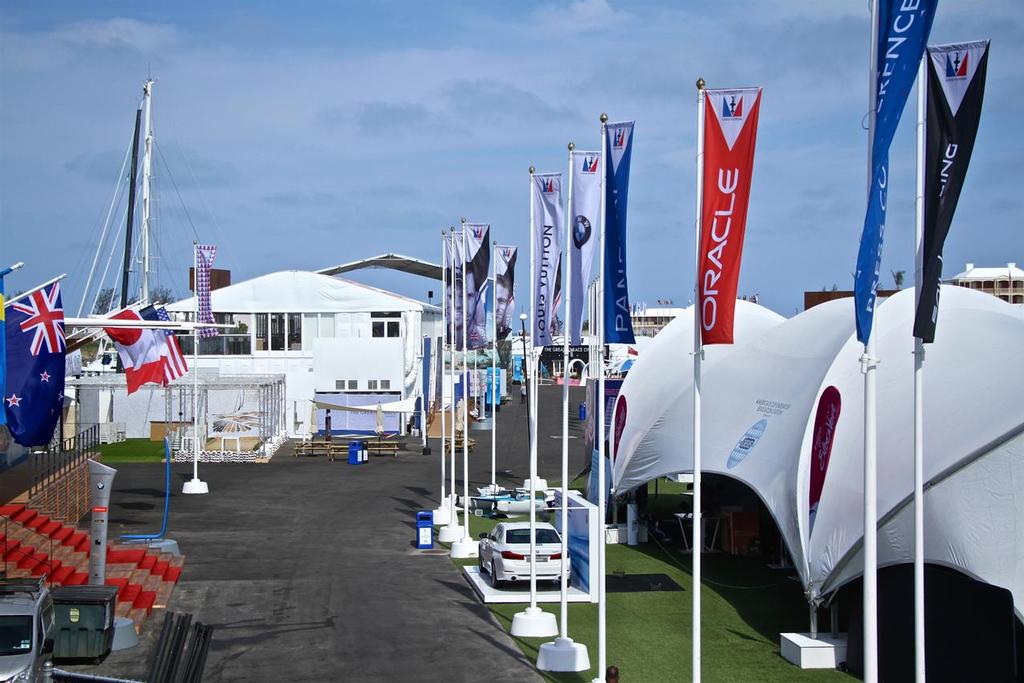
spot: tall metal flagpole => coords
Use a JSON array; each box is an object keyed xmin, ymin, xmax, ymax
[
  {"xmin": 437, "ymin": 230, "xmax": 449, "ymax": 523},
  {"xmin": 140, "ymin": 79, "xmax": 154, "ymax": 303},
  {"xmin": 511, "ymin": 167, "xmax": 557, "ymax": 638},
  {"xmin": 439, "ymin": 228, "xmax": 463, "ymax": 543},
  {"xmin": 183, "ymin": 242, "xmax": 208, "ymax": 495},
  {"xmin": 451, "ymin": 221, "xmax": 478, "ymax": 557},
  {"xmin": 862, "ymin": 2, "xmax": 881, "ymax": 680},
  {"xmin": 692, "ymin": 80, "xmax": 706, "ymax": 683},
  {"xmin": 594, "ymin": 114, "xmax": 609, "ymax": 683},
  {"xmin": 913, "ymin": 55, "xmax": 927, "ymax": 683},
  {"xmin": 490, "ymin": 239, "xmax": 498, "ymax": 492}
]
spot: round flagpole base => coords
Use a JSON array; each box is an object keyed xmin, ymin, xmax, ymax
[
  {"xmin": 537, "ymin": 637, "xmax": 590, "ymax": 672},
  {"xmin": 510, "ymin": 606, "xmax": 558, "ymax": 638},
  {"xmin": 449, "ymin": 537, "xmax": 479, "ymax": 559},
  {"xmin": 182, "ymin": 478, "xmax": 208, "ymax": 495},
  {"xmin": 478, "ymin": 484, "xmax": 503, "ymax": 497},
  {"xmin": 438, "ymin": 524, "xmax": 464, "ymax": 543},
  {"xmin": 431, "ymin": 502, "xmax": 453, "ymax": 526}
]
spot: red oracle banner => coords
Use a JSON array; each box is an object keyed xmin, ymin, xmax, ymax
[{"xmin": 699, "ymin": 87, "xmax": 762, "ymax": 345}]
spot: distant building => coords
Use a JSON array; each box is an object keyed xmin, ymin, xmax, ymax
[
  {"xmin": 631, "ymin": 306, "xmax": 686, "ymax": 337},
  {"xmin": 804, "ymin": 289, "xmax": 899, "ymax": 311},
  {"xmin": 950, "ymin": 263, "xmax": 1024, "ymax": 304}
]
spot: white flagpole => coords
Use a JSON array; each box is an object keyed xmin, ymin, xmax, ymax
[
  {"xmin": 692, "ymin": 80, "xmax": 706, "ymax": 683},
  {"xmin": 862, "ymin": 2, "xmax": 881, "ymax": 680},
  {"xmin": 183, "ymin": 242, "xmax": 208, "ymax": 495},
  {"xmin": 491, "ymin": 239, "xmax": 498, "ymax": 492},
  {"xmin": 450, "ymin": 219, "xmax": 477, "ymax": 557},
  {"xmin": 594, "ymin": 114, "xmax": 609, "ymax": 683},
  {"xmin": 913, "ymin": 54, "xmax": 927, "ymax": 683},
  {"xmin": 439, "ymin": 228, "xmax": 463, "ymax": 542},
  {"xmin": 438, "ymin": 230, "xmax": 448, "ymax": 521}
]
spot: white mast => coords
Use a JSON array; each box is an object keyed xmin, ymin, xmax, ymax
[
  {"xmin": 692, "ymin": 80, "xmax": 706, "ymax": 683},
  {"xmin": 450, "ymin": 220, "xmax": 478, "ymax": 558},
  {"xmin": 140, "ymin": 78, "xmax": 154, "ymax": 303},
  {"xmin": 593, "ymin": 114, "xmax": 609, "ymax": 683},
  {"xmin": 439, "ymin": 228, "xmax": 463, "ymax": 543},
  {"xmin": 912, "ymin": 54, "xmax": 927, "ymax": 683},
  {"xmin": 490, "ymin": 239, "xmax": 498, "ymax": 493},
  {"xmin": 434, "ymin": 229, "xmax": 449, "ymax": 525}
]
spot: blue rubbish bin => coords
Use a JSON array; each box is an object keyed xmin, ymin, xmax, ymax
[
  {"xmin": 416, "ymin": 511, "xmax": 433, "ymax": 549},
  {"xmin": 348, "ymin": 441, "xmax": 361, "ymax": 465},
  {"xmin": 578, "ymin": 403, "xmax": 586, "ymax": 421}
]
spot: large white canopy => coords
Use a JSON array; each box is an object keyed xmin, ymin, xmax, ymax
[{"xmin": 612, "ymin": 287, "xmax": 1024, "ymax": 613}]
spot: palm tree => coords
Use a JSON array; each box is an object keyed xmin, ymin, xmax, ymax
[{"xmin": 891, "ymin": 269, "xmax": 906, "ymax": 289}]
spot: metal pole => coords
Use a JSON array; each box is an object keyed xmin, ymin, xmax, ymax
[
  {"xmin": 439, "ymin": 233, "xmax": 448, "ymax": 517},
  {"xmin": 693, "ymin": 80, "xmax": 706, "ymax": 683},
  {"xmin": 595, "ymin": 115, "xmax": 609, "ymax": 682},
  {"xmin": 560, "ymin": 143, "xmax": 575, "ymax": 639},
  {"xmin": 528, "ymin": 173, "xmax": 539, "ymax": 609},
  {"xmin": 491, "ymin": 239, "xmax": 498, "ymax": 491},
  {"xmin": 913, "ymin": 54, "xmax": 927, "ymax": 683},
  {"xmin": 461, "ymin": 222, "xmax": 471, "ymax": 542},
  {"xmin": 140, "ymin": 79, "xmax": 154, "ymax": 303},
  {"xmin": 450, "ymin": 228, "xmax": 458, "ymax": 524}
]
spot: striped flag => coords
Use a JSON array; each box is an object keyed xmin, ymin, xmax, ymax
[
  {"xmin": 196, "ymin": 244, "xmax": 218, "ymax": 338},
  {"xmin": 153, "ymin": 307, "xmax": 188, "ymax": 381}
]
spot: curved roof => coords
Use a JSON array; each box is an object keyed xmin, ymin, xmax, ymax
[
  {"xmin": 317, "ymin": 253, "xmax": 442, "ymax": 280},
  {"xmin": 611, "ymin": 286, "xmax": 1024, "ymax": 611},
  {"xmin": 166, "ymin": 270, "xmax": 437, "ymax": 314}
]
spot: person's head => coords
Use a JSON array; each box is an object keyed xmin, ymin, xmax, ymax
[
  {"xmin": 605, "ymin": 665, "xmax": 620, "ymax": 682},
  {"xmin": 495, "ymin": 272, "xmax": 513, "ymax": 329}
]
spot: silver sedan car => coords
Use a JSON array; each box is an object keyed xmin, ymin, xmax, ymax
[{"xmin": 477, "ymin": 522, "xmax": 566, "ymax": 588}]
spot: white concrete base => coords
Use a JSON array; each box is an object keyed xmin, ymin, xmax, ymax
[
  {"xmin": 450, "ymin": 538, "xmax": 479, "ymax": 558},
  {"xmin": 431, "ymin": 503, "xmax": 455, "ymax": 526},
  {"xmin": 780, "ymin": 632, "xmax": 847, "ymax": 669},
  {"xmin": 438, "ymin": 524, "xmax": 464, "ymax": 543},
  {"xmin": 537, "ymin": 637, "xmax": 590, "ymax": 672},
  {"xmin": 477, "ymin": 484, "xmax": 505, "ymax": 497},
  {"xmin": 510, "ymin": 606, "xmax": 558, "ymax": 638},
  {"xmin": 110, "ymin": 616, "xmax": 139, "ymax": 651},
  {"xmin": 182, "ymin": 478, "xmax": 208, "ymax": 495},
  {"xmin": 523, "ymin": 478, "xmax": 548, "ymax": 491},
  {"xmin": 463, "ymin": 566, "xmax": 592, "ymax": 603}
]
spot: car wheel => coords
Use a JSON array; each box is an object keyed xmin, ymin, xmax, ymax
[{"xmin": 488, "ymin": 561, "xmax": 501, "ymax": 589}]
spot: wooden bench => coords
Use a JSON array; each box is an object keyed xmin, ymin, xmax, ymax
[
  {"xmin": 294, "ymin": 441, "xmax": 347, "ymax": 461},
  {"xmin": 453, "ymin": 436, "xmax": 476, "ymax": 452},
  {"xmin": 365, "ymin": 442, "xmax": 401, "ymax": 457}
]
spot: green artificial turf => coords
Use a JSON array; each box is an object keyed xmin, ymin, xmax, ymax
[
  {"xmin": 443, "ymin": 507, "xmax": 855, "ymax": 682},
  {"xmin": 97, "ymin": 438, "xmax": 166, "ymax": 463}
]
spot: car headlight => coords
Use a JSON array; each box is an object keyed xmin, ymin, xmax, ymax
[{"xmin": 9, "ymin": 667, "xmax": 33, "ymax": 683}]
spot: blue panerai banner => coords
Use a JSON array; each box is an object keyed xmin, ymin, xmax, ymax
[
  {"xmin": 604, "ymin": 120, "xmax": 636, "ymax": 344},
  {"xmin": 853, "ymin": 0, "xmax": 937, "ymax": 343}
]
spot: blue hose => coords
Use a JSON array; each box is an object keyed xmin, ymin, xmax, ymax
[{"xmin": 120, "ymin": 438, "xmax": 170, "ymax": 541}]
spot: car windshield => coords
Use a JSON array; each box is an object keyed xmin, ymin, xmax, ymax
[
  {"xmin": 505, "ymin": 529, "xmax": 560, "ymax": 545},
  {"xmin": 0, "ymin": 615, "xmax": 33, "ymax": 656}
]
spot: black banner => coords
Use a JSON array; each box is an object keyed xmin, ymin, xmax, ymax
[{"xmin": 914, "ymin": 40, "xmax": 989, "ymax": 342}]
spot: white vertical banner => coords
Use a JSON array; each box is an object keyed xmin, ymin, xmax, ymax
[
  {"xmin": 531, "ymin": 173, "xmax": 564, "ymax": 348},
  {"xmin": 569, "ymin": 151, "xmax": 601, "ymax": 345},
  {"xmin": 494, "ymin": 246, "xmax": 518, "ymax": 341},
  {"xmin": 464, "ymin": 224, "xmax": 491, "ymax": 350}
]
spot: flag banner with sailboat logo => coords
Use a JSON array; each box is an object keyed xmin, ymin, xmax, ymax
[
  {"xmin": 195, "ymin": 244, "xmax": 219, "ymax": 338},
  {"xmin": 604, "ymin": 121, "xmax": 636, "ymax": 344},
  {"xmin": 464, "ymin": 224, "xmax": 491, "ymax": 350},
  {"xmin": 531, "ymin": 173, "xmax": 563, "ymax": 347},
  {"xmin": 699, "ymin": 87, "xmax": 762, "ymax": 345},
  {"xmin": 854, "ymin": 0, "xmax": 937, "ymax": 344},
  {"xmin": 570, "ymin": 150, "xmax": 601, "ymax": 345},
  {"xmin": 4, "ymin": 282, "xmax": 65, "ymax": 446},
  {"xmin": 914, "ymin": 40, "xmax": 990, "ymax": 342},
  {"xmin": 494, "ymin": 246, "xmax": 517, "ymax": 341}
]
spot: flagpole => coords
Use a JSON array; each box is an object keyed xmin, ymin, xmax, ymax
[
  {"xmin": 435, "ymin": 230, "xmax": 449, "ymax": 524},
  {"xmin": 511, "ymin": 167, "xmax": 557, "ymax": 639},
  {"xmin": 439, "ymin": 228, "xmax": 463, "ymax": 542},
  {"xmin": 593, "ymin": 114, "xmax": 609, "ymax": 683},
  {"xmin": 4, "ymin": 274, "xmax": 67, "ymax": 309},
  {"xmin": 692, "ymin": 79, "xmax": 706, "ymax": 683},
  {"xmin": 913, "ymin": 54, "xmax": 927, "ymax": 683},
  {"xmin": 183, "ymin": 242, "xmax": 208, "ymax": 495},
  {"xmin": 490, "ymin": 239, "xmax": 498, "ymax": 492},
  {"xmin": 450, "ymin": 219, "xmax": 478, "ymax": 558},
  {"xmin": 862, "ymin": 2, "xmax": 881, "ymax": 679}
]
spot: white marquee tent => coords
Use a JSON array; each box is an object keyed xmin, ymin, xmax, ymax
[{"xmin": 612, "ymin": 287, "xmax": 1024, "ymax": 615}]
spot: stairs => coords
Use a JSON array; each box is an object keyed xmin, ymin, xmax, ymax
[{"xmin": 0, "ymin": 503, "xmax": 185, "ymax": 632}]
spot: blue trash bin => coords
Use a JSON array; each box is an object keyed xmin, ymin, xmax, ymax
[
  {"xmin": 348, "ymin": 441, "xmax": 361, "ymax": 465},
  {"xmin": 416, "ymin": 511, "xmax": 433, "ymax": 549},
  {"xmin": 578, "ymin": 403, "xmax": 586, "ymax": 421}
]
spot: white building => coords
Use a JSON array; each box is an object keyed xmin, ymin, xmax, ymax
[
  {"xmin": 951, "ymin": 262, "xmax": 1024, "ymax": 304},
  {"xmin": 167, "ymin": 269, "xmax": 441, "ymax": 437}
]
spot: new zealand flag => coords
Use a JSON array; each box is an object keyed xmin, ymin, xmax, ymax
[{"xmin": 4, "ymin": 282, "xmax": 66, "ymax": 446}]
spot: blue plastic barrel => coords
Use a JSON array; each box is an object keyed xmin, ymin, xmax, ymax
[
  {"xmin": 578, "ymin": 403, "xmax": 586, "ymax": 421},
  {"xmin": 348, "ymin": 441, "xmax": 361, "ymax": 465},
  {"xmin": 416, "ymin": 511, "xmax": 433, "ymax": 549}
]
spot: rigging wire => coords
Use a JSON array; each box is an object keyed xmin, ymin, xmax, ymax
[
  {"xmin": 154, "ymin": 141, "xmax": 201, "ymax": 242},
  {"xmin": 172, "ymin": 138, "xmax": 235, "ymax": 266},
  {"xmin": 92, "ymin": 199, "xmax": 130, "ymax": 316}
]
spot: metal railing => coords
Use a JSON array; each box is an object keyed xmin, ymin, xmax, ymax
[{"xmin": 29, "ymin": 424, "xmax": 101, "ymax": 524}]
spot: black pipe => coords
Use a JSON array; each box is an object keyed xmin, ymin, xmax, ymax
[{"xmin": 118, "ymin": 109, "xmax": 142, "ymax": 311}]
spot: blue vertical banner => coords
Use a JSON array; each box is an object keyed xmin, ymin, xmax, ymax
[
  {"xmin": 604, "ymin": 120, "xmax": 636, "ymax": 344},
  {"xmin": 0, "ymin": 268, "xmax": 8, "ymax": 426},
  {"xmin": 421, "ymin": 336, "xmax": 432, "ymax": 404},
  {"xmin": 854, "ymin": 0, "xmax": 938, "ymax": 343}
]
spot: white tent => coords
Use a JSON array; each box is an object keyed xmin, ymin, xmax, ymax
[{"xmin": 612, "ymin": 287, "xmax": 1024, "ymax": 615}]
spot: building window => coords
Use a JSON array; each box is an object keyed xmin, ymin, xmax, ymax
[
  {"xmin": 372, "ymin": 321, "xmax": 386, "ymax": 338},
  {"xmin": 303, "ymin": 314, "xmax": 318, "ymax": 350},
  {"xmin": 348, "ymin": 380, "xmax": 358, "ymax": 390},
  {"xmin": 288, "ymin": 313, "xmax": 302, "ymax": 350},
  {"xmin": 270, "ymin": 313, "xmax": 286, "ymax": 350},
  {"xmin": 380, "ymin": 379, "xmax": 391, "ymax": 390},
  {"xmin": 255, "ymin": 313, "xmax": 269, "ymax": 351},
  {"xmin": 367, "ymin": 380, "xmax": 379, "ymax": 390},
  {"xmin": 387, "ymin": 321, "xmax": 400, "ymax": 337},
  {"xmin": 320, "ymin": 313, "xmax": 336, "ymax": 338},
  {"xmin": 335, "ymin": 380, "xmax": 346, "ymax": 390}
]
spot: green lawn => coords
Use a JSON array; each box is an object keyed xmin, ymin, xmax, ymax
[
  {"xmin": 97, "ymin": 438, "xmax": 167, "ymax": 463},
  {"xmin": 442, "ymin": 507, "xmax": 854, "ymax": 682}
]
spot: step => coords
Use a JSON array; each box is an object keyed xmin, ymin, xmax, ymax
[
  {"xmin": 50, "ymin": 527, "xmax": 73, "ymax": 544},
  {"xmin": 104, "ymin": 577, "xmax": 129, "ymax": 599},
  {"xmin": 0, "ymin": 503, "xmax": 27, "ymax": 518},
  {"xmin": 1, "ymin": 540, "xmax": 22, "ymax": 560},
  {"xmin": 133, "ymin": 591, "xmax": 156, "ymax": 614},
  {"xmin": 129, "ymin": 608, "xmax": 147, "ymax": 633},
  {"xmin": 138, "ymin": 554, "xmax": 156, "ymax": 571},
  {"xmin": 27, "ymin": 514, "xmax": 50, "ymax": 531},
  {"xmin": 18, "ymin": 551, "xmax": 47, "ymax": 571},
  {"xmin": 163, "ymin": 566, "xmax": 181, "ymax": 583},
  {"xmin": 115, "ymin": 600, "xmax": 133, "ymax": 619},
  {"xmin": 154, "ymin": 580, "xmax": 175, "ymax": 610},
  {"xmin": 72, "ymin": 535, "xmax": 89, "ymax": 553},
  {"xmin": 119, "ymin": 583, "xmax": 142, "ymax": 604},
  {"xmin": 63, "ymin": 572, "xmax": 88, "ymax": 586},
  {"xmin": 38, "ymin": 521, "xmax": 61, "ymax": 537},
  {"xmin": 150, "ymin": 561, "xmax": 169, "ymax": 579},
  {"xmin": 50, "ymin": 565, "xmax": 76, "ymax": 585},
  {"xmin": 31, "ymin": 559, "xmax": 60, "ymax": 578},
  {"xmin": 12, "ymin": 508, "xmax": 38, "ymax": 525}
]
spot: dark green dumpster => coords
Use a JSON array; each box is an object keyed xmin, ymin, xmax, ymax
[{"xmin": 51, "ymin": 585, "xmax": 118, "ymax": 661}]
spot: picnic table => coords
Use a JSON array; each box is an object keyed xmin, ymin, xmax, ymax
[{"xmin": 294, "ymin": 440, "xmax": 348, "ymax": 461}]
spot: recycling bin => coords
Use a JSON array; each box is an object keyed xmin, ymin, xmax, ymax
[
  {"xmin": 51, "ymin": 585, "xmax": 119, "ymax": 662},
  {"xmin": 359, "ymin": 441, "xmax": 369, "ymax": 463},
  {"xmin": 348, "ymin": 441, "xmax": 361, "ymax": 465},
  {"xmin": 416, "ymin": 511, "xmax": 434, "ymax": 549},
  {"xmin": 578, "ymin": 403, "xmax": 586, "ymax": 421}
]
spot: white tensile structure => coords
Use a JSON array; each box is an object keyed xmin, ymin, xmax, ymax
[
  {"xmin": 612, "ymin": 287, "xmax": 1024, "ymax": 615},
  {"xmin": 167, "ymin": 270, "xmax": 441, "ymax": 438}
]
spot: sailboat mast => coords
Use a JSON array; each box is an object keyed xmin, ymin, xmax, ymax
[
  {"xmin": 140, "ymin": 78, "xmax": 154, "ymax": 302},
  {"xmin": 119, "ymin": 108, "xmax": 143, "ymax": 311}
]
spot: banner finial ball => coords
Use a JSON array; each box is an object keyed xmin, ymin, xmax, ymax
[
  {"xmin": 568, "ymin": 142, "xmax": 575, "ymax": 151},
  {"xmin": 599, "ymin": 113, "xmax": 608, "ymax": 123},
  {"xmin": 696, "ymin": 77, "xmax": 706, "ymax": 90},
  {"xmin": 529, "ymin": 165, "xmax": 535, "ymax": 174}
]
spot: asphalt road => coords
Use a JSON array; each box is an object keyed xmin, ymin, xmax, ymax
[{"xmin": 81, "ymin": 383, "xmax": 588, "ymax": 682}]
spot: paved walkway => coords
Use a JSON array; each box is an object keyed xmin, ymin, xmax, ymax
[{"xmin": 85, "ymin": 384, "xmax": 588, "ymax": 682}]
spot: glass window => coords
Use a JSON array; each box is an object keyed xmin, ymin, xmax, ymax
[
  {"xmin": 255, "ymin": 314, "xmax": 269, "ymax": 351},
  {"xmin": 287, "ymin": 313, "xmax": 302, "ymax": 350},
  {"xmin": 372, "ymin": 322, "xmax": 386, "ymax": 338},
  {"xmin": 303, "ymin": 314, "xmax": 318, "ymax": 349},
  {"xmin": 387, "ymin": 321, "xmax": 401, "ymax": 338},
  {"xmin": 271, "ymin": 313, "xmax": 285, "ymax": 351},
  {"xmin": 380, "ymin": 379, "xmax": 391, "ymax": 390},
  {"xmin": 335, "ymin": 380, "xmax": 346, "ymax": 390},
  {"xmin": 320, "ymin": 313, "xmax": 335, "ymax": 338},
  {"xmin": 367, "ymin": 380, "xmax": 378, "ymax": 390},
  {"xmin": 348, "ymin": 380, "xmax": 358, "ymax": 390},
  {"xmin": 0, "ymin": 615, "xmax": 33, "ymax": 655}
]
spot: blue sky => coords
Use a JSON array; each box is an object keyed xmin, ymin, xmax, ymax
[{"xmin": 2, "ymin": 1, "xmax": 1022, "ymax": 318}]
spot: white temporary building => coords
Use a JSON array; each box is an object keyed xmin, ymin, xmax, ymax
[
  {"xmin": 612, "ymin": 287, "xmax": 1024, "ymax": 615},
  {"xmin": 167, "ymin": 270, "xmax": 441, "ymax": 437}
]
